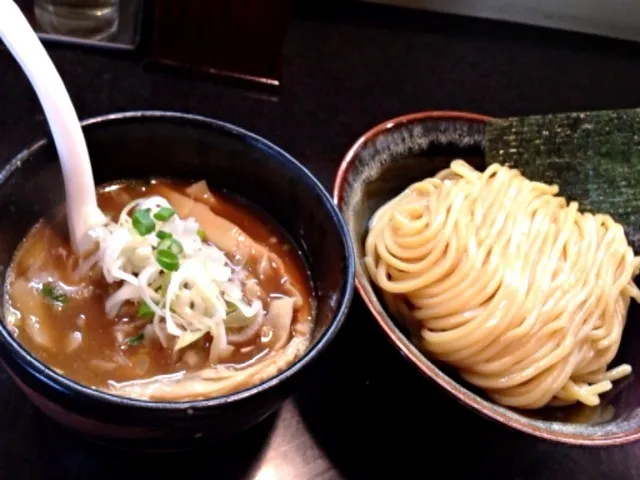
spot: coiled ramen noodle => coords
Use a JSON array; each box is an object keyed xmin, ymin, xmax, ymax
[{"xmin": 364, "ymin": 160, "xmax": 640, "ymax": 409}]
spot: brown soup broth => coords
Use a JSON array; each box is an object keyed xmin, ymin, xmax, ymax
[{"xmin": 3, "ymin": 179, "xmax": 314, "ymax": 391}]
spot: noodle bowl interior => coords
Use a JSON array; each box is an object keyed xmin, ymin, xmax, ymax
[
  {"xmin": 364, "ymin": 159, "xmax": 640, "ymax": 411},
  {"xmin": 4, "ymin": 179, "xmax": 314, "ymax": 402}
]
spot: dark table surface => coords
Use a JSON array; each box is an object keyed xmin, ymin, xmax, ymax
[{"xmin": 3, "ymin": 2, "xmax": 640, "ymax": 479}]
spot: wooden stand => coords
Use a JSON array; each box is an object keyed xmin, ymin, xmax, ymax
[{"xmin": 147, "ymin": 0, "xmax": 293, "ymax": 90}]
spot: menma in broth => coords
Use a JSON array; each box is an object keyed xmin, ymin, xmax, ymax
[{"xmin": 4, "ymin": 179, "xmax": 315, "ymax": 401}]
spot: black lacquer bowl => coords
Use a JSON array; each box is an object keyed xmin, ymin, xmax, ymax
[
  {"xmin": 333, "ymin": 110, "xmax": 640, "ymax": 446},
  {"xmin": 0, "ymin": 111, "xmax": 355, "ymax": 450}
]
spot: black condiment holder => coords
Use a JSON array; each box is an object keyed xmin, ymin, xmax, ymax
[{"xmin": 9, "ymin": 0, "xmax": 294, "ymax": 93}]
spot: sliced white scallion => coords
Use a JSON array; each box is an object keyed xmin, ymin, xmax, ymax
[
  {"xmin": 174, "ymin": 330, "xmax": 207, "ymax": 351},
  {"xmin": 80, "ymin": 194, "xmax": 263, "ymax": 355}
]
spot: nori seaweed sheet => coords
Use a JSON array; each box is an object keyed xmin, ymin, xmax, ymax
[{"xmin": 485, "ymin": 108, "xmax": 640, "ymax": 251}]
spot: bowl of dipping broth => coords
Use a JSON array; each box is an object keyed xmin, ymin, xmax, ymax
[
  {"xmin": 334, "ymin": 110, "xmax": 640, "ymax": 446},
  {"xmin": 0, "ymin": 111, "xmax": 355, "ymax": 450}
]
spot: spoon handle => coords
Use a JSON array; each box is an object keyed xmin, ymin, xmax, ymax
[{"xmin": 0, "ymin": 0, "xmax": 105, "ymax": 253}]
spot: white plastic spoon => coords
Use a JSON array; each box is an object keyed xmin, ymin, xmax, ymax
[{"xmin": 0, "ymin": 0, "xmax": 106, "ymax": 254}]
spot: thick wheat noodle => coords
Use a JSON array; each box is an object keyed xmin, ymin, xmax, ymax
[{"xmin": 364, "ymin": 159, "xmax": 640, "ymax": 409}]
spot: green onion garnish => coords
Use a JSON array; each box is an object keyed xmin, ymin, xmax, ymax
[
  {"xmin": 156, "ymin": 249, "xmax": 180, "ymax": 271},
  {"xmin": 197, "ymin": 229, "xmax": 206, "ymax": 241},
  {"xmin": 157, "ymin": 237, "xmax": 183, "ymax": 255},
  {"xmin": 132, "ymin": 208, "xmax": 155, "ymax": 236},
  {"xmin": 41, "ymin": 282, "xmax": 68, "ymax": 304},
  {"xmin": 137, "ymin": 302, "xmax": 155, "ymax": 318},
  {"xmin": 127, "ymin": 332, "xmax": 144, "ymax": 346},
  {"xmin": 156, "ymin": 230, "xmax": 172, "ymax": 240},
  {"xmin": 153, "ymin": 207, "xmax": 176, "ymax": 222},
  {"xmin": 172, "ymin": 241, "xmax": 184, "ymax": 255}
]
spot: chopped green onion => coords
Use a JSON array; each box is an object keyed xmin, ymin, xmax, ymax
[
  {"xmin": 170, "ymin": 240, "xmax": 183, "ymax": 255},
  {"xmin": 156, "ymin": 249, "xmax": 180, "ymax": 271},
  {"xmin": 156, "ymin": 230, "xmax": 172, "ymax": 240},
  {"xmin": 132, "ymin": 208, "xmax": 155, "ymax": 236},
  {"xmin": 137, "ymin": 302, "xmax": 155, "ymax": 318},
  {"xmin": 158, "ymin": 237, "xmax": 183, "ymax": 255},
  {"xmin": 127, "ymin": 332, "xmax": 144, "ymax": 346},
  {"xmin": 197, "ymin": 229, "xmax": 206, "ymax": 241},
  {"xmin": 153, "ymin": 207, "xmax": 176, "ymax": 222},
  {"xmin": 41, "ymin": 282, "xmax": 68, "ymax": 304}
]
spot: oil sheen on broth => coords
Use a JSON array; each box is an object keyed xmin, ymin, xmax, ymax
[{"xmin": 4, "ymin": 180, "xmax": 314, "ymax": 401}]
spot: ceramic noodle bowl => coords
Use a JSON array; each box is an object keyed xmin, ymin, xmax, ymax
[
  {"xmin": 333, "ymin": 110, "xmax": 640, "ymax": 446},
  {"xmin": 0, "ymin": 111, "xmax": 355, "ymax": 450}
]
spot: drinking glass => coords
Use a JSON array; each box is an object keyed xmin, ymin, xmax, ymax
[{"xmin": 34, "ymin": 0, "xmax": 119, "ymax": 41}]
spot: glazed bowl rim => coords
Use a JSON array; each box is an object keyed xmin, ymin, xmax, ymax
[
  {"xmin": 332, "ymin": 109, "xmax": 640, "ymax": 447},
  {"xmin": 0, "ymin": 109, "xmax": 356, "ymax": 410}
]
